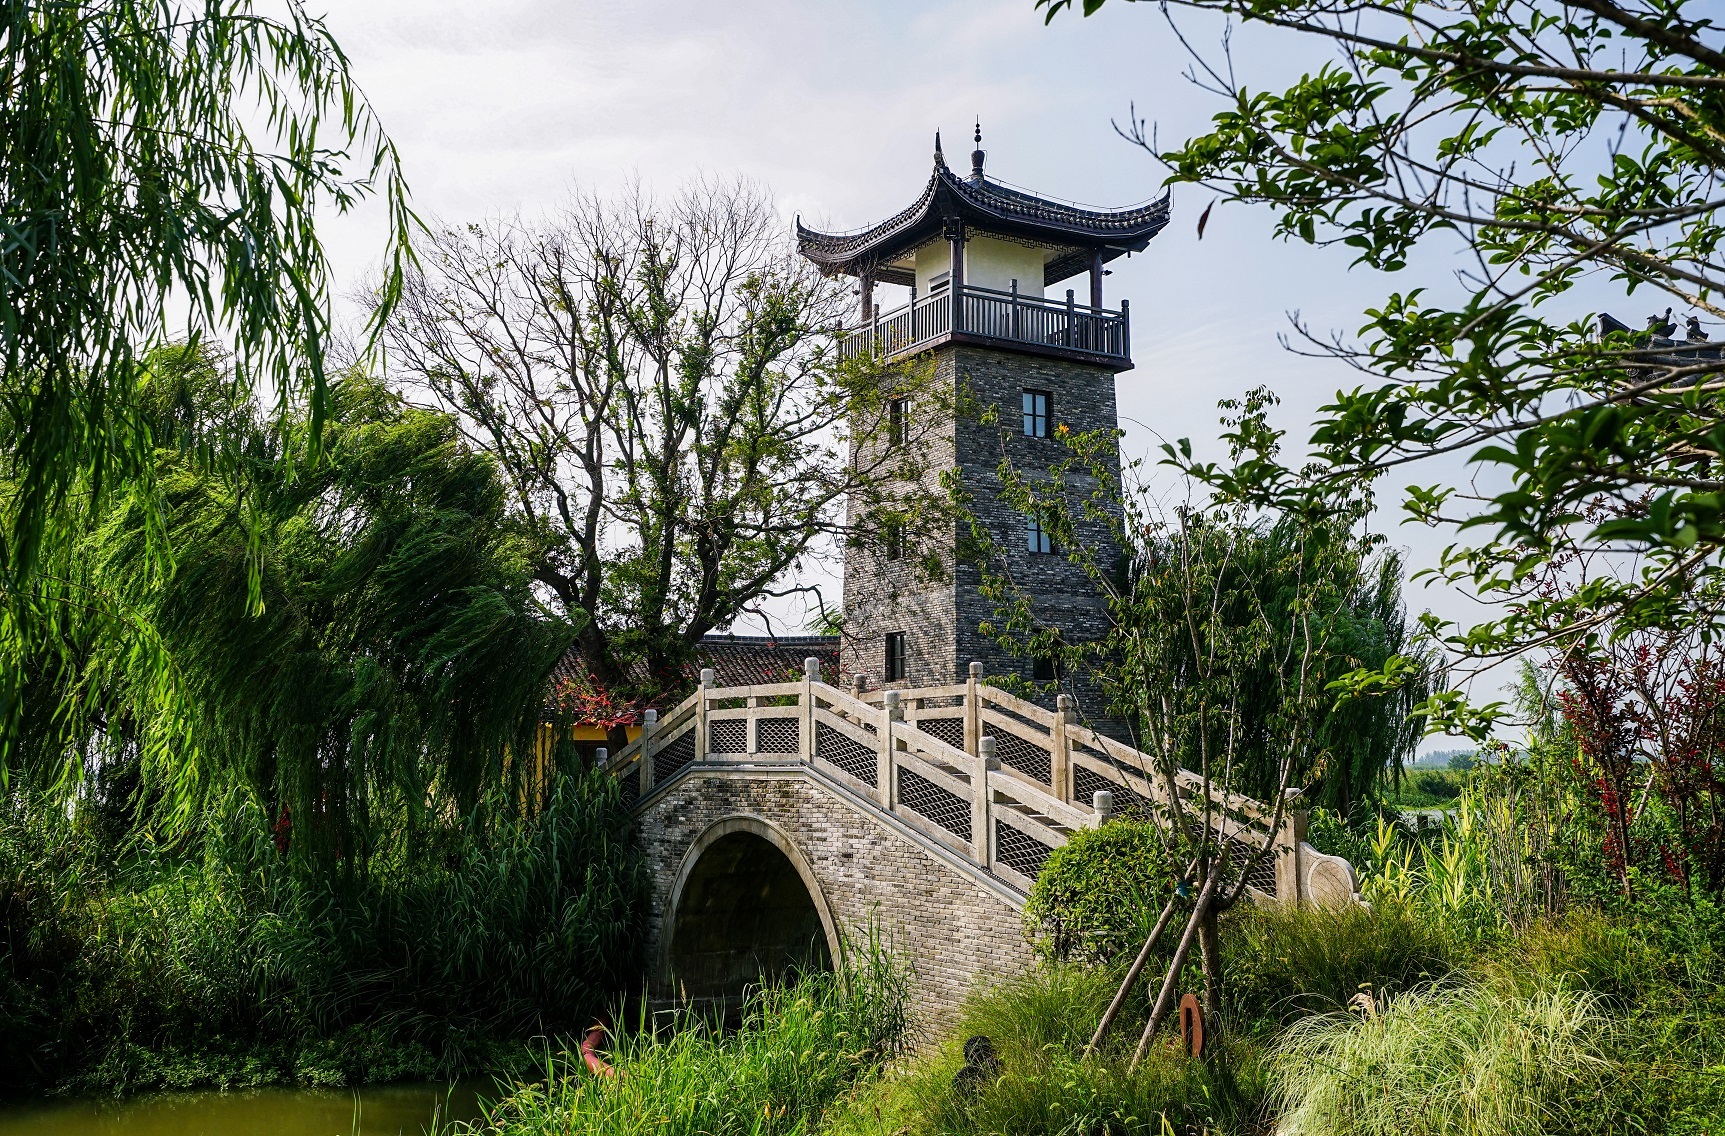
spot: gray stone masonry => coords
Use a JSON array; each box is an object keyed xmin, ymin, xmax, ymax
[
  {"xmin": 638, "ymin": 769, "xmax": 1036, "ymax": 1027},
  {"xmin": 843, "ymin": 343, "xmax": 1124, "ymax": 732}
]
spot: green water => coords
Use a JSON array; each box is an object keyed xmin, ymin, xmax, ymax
[{"xmin": 0, "ymin": 1082, "xmax": 489, "ymax": 1136}]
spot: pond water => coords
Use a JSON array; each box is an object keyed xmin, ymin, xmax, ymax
[{"xmin": 0, "ymin": 1081, "xmax": 490, "ymax": 1136}]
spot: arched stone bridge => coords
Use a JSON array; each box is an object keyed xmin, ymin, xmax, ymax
[{"xmin": 602, "ymin": 661, "xmax": 1359, "ymax": 1017}]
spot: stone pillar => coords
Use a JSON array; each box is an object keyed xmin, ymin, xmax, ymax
[
  {"xmin": 964, "ymin": 660, "xmax": 982, "ymax": 756},
  {"xmin": 801, "ymin": 656, "xmax": 820, "ymax": 762},
  {"xmin": 639, "ymin": 708, "xmax": 658, "ymax": 793},
  {"xmin": 880, "ymin": 690, "xmax": 901, "ymax": 809},
  {"xmin": 1051, "ymin": 693, "xmax": 1073, "ymax": 803},
  {"xmin": 695, "ymin": 667, "xmax": 714, "ymax": 764},
  {"xmin": 972, "ymin": 735, "xmax": 998, "ymax": 865}
]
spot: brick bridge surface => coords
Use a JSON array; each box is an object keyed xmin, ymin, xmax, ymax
[{"xmin": 638, "ymin": 766, "xmax": 1036, "ymax": 1021}]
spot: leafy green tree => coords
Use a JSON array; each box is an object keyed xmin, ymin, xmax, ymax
[
  {"xmin": 1, "ymin": 0, "xmax": 412, "ymax": 764},
  {"xmin": 18, "ymin": 345, "xmax": 568, "ymax": 867},
  {"xmin": 1042, "ymin": 0, "xmax": 1725, "ymax": 733},
  {"xmin": 382, "ymin": 181, "xmax": 941, "ymax": 701}
]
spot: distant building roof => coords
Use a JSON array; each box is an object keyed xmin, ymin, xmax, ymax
[{"xmin": 547, "ymin": 634, "xmax": 841, "ymax": 727}]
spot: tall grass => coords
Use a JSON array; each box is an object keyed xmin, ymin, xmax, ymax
[
  {"xmin": 824, "ymin": 964, "xmax": 1266, "ymax": 1136},
  {"xmin": 1270, "ymin": 983, "xmax": 1612, "ymax": 1136},
  {"xmin": 455, "ymin": 948, "xmax": 908, "ymax": 1136},
  {"xmin": 0, "ymin": 770, "xmax": 647, "ymax": 1095},
  {"xmin": 1221, "ymin": 896, "xmax": 1457, "ymax": 1030}
]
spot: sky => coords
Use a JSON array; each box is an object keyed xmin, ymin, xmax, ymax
[{"xmin": 306, "ymin": 0, "xmax": 1613, "ymax": 748}]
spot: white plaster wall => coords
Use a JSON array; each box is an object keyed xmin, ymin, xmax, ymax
[
  {"xmin": 913, "ymin": 236, "xmax": 1049, "ymax": 298},
  {"xmin": 963, "ymin": 235, "xmax": 1047, "ymax": 296}
]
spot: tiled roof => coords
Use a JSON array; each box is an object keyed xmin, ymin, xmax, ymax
[{"xmin": 796, "ymin": 144, "xmax": 1169, "ymax": 287}]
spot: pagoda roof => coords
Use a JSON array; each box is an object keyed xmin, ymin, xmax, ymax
[{"xmin": 797, "ymin": 135, "xmax": 1170, "ymax": 288}]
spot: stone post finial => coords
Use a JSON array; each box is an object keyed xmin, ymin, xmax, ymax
[
  {"xmin": 805, "ymin": 656, "xmax": 822, "ymax": 682},
  {"xmin": 1093, "ymin": 790, "xmax": 1114, "ymax": 823},
  {"xmin": 700, "ymin": 667, "xmax": 715, "ymax": 688},
  {"xmin": 978, "ymin": 735, "xmax": 999, "ymax": 769},
  {"xmin": 595, "ymin": 747, "xmax": 608, "ymax": 768},
  {"xmin": 883, "ymin": 689, "xmax": 902, "ymax": 719},
  {"xmin": 969, "ymin": 660, "xmax": 983, "ymax": 680},
  {"xmin": 644, "ymin": 708, "xmax": 658, "ymax": 725},
  {"xmin": 1056, "ymin": 694, "xmax": 1073, "ymax": 713}
]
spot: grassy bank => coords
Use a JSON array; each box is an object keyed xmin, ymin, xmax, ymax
[
  {"xmin": 453, "ymin": 947, "xmax": 908, "ymax": 1136},
  {"xmin": 0, "ymin": 771, "xmax": 647, "ymax": 1097}
]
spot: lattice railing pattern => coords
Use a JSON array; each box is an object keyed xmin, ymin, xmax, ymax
[
  {"xmin": 915, "ymin": 717, "xmax": 965, "ymax": 749},
  {"xmin": 597, "ymin": 672, "xmax": 1339, "ymax": 907},
  {"xmin": 816, "ymin": 722, "xmax": 876, "ymax": 786},
  {"xmin": 758, "ymin": 717, "xmax": 800, "ymax": 754},
  {"xmin": 897, "ymin": 767, "xmax": 972, "ymax": 841},
  {"xmin": 1075, "ymin": 763, "xmax": 1153, "ymax": 822},
  {"xmin": 990, "ymin": 729, "xmax": 1051, "ymax": 785},
  {"xmin": 655, "ymin": 730, "xmax": 695, "ymax": 783},
  {"xmin": 995, "ymin": 818, "xmax": 1055, "ymax": 880}
]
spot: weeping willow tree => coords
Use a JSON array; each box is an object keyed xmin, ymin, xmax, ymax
[
  {"xmin": 1, "ymin": 1, "xmax": 414, "ymax": 774},
  {"xmin": 14, "ymin": 344, "xmax": 572, "ymax": 874}
]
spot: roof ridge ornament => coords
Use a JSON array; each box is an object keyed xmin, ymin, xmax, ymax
[
  {"xmin": 971, "ymin": 120, "xmax": 985, "ymax": 182},
  {"xmin": 934, "ymin": 130, "xmax": 944, "ymax": 164}
]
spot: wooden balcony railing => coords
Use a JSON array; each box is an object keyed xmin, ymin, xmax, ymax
[
  {"xmin": 839, "ymin": 285, "xmax": 1130, "ymax": 366},
  {"xmin": 599, "ymin": 659, "xmax": 1360, "ymax": 905}
]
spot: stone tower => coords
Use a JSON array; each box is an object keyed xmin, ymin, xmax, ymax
[{"xmin": 796, "ymin": 129, "xmax": 1169, "ymax": 726}]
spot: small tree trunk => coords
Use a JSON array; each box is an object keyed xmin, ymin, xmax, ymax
[
  {"xmin": 1198, "ymin": 906, "xmax": 1222, "ymax": 1023},
  {"xmin": 1130, "ymin": 866, "xmax": 1220, "ymax": 1072}
]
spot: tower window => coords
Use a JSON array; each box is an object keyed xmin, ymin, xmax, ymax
[
  {"xmin": 884, "ymin": 632, "xmax": 908, "ymax": 681},
  {"xmin": 888, "ymin": 397, "xmax": 909, "ymax": 448},
  {"xmin": 884, "ymin": 519, "xmax": 903, "ymax": 561},
  {"xmin": 1023, "ymin": 390, "xmax": 1051, "ymax": 438},
  {"xmin": 928, "ymin": 271, "xmax": 950, "ymax": 295},
  {"xmin": 1027, "ymin": 514, "xmax": 1054, "ymax": 555},
  {"xmin": 1033, "ymin": 654, "xmax": 1059, "ymax": 681}
]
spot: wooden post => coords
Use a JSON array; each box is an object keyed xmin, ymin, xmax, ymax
[
  {"xmin": 860, "ymin": 274, "xmax": 874, "ymax": 325},
  {"xmin": 1052, "ymin": 693, "xmax": 1073, "ymax": 803},
  {"xmin": 1065, "ymin": 288, "xmax": 1076, "ymax": 348},
  {"xmin": 1089, "ymin": 249, "xmax": 1104, "ymax": 311},
  {"xmin": 948, "ymin": 221, "xmax": 965, "ymax": 334},
  {"xmin": 964, "ymin": 660, "xmax": 982, "ymax": 756},
  {"xmin": 1010, "ymin": 278, "xmax": 1020, "ymax": 341},
  {"xmin": 802, "ymin": 656, "xmax": 819, "ymax": 763},
  {"xmin": 695, "ymin": 667, "xmax": 714, "ymax": 764},
  {"xmin": 973, "ymin": 735, "xmax": 998, "ymax": 865},
  {"xmin": 639, "ymin": 708, "xmax": 657, "ymax": 794},
  {"xmin": 1120, "ymin": 298, "xmax": 1130, "ymax": 359},
  {"xmin": 880, "ymin": 690, "xmax": 900, "ymax": 809}
]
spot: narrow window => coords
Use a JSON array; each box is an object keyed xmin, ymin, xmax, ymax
[
  {"xmin": 884, "ymin": 519, "xmax": 903, "ymax": 562},
  {"xmin": 1027, "ymin": 514, "xmax": 1053, "ymax": 555},
  {"xmin": 888, "ymin": 397, "xmax": 909, "ymax": 448},
  {"xmin": 1022, "ymin": 389, "xmax": 1051, "ymax": 438},
  {"xmin": 885, "ymin": 632, "xmax": 908, "ymax": 682},
  {"xmin": 928, "ymin": 271, "xmax": 951, "ymax": 295},
  {"xmin": 1033, "ymin": 654, "xmax": 1058, "ymax": 681}
]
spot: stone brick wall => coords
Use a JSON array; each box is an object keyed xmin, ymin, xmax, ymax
[
  {"xmin": 637, "ymin": 768, "xmax": 1037, "ymax": 1026},
  {"xmin": 842, "ymin": 342, "xmax": 1125, "ymax": 734}
]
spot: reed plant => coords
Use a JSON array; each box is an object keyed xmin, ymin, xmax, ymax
[
  {"xmin": 456, "ymin": 945, "xmax": 908, "ymax": 1136},
  {"xmin": 0, "ymin": 768, "xmax": 647, "ymax": 1095}
]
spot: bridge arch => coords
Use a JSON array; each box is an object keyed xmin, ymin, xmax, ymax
[{"xmin": 660, "ymin": 815, "xmax": 841, "ymax": 1005}]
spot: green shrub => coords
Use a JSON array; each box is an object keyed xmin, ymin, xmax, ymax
[
  {"xmin": 1270, "ymin": 983, "xmax": 1613, "ymax": 1136},
  {"xmin": 824, "ymin": 964, "xmax": 1266, "ymax": 1136},
  {"xmin": 1022, "ymin": 820, "xmax": 1177, "ymax": 965},
  {"xmin": 1222, "ymin": 898, "xmax": 1456, "ymax": 1032},
  {"xmin": 456, "ymin": 950, "xmax": 907, "ymax": 1136}
]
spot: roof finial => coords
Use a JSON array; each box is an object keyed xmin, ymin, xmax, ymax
[
  {"xmin": 934, "ymin": 130, "xmax": 944, "ymax": 163},
  {"xmin": 970, "ymin": 120, "xmax": 985, "ymax": 181}
]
